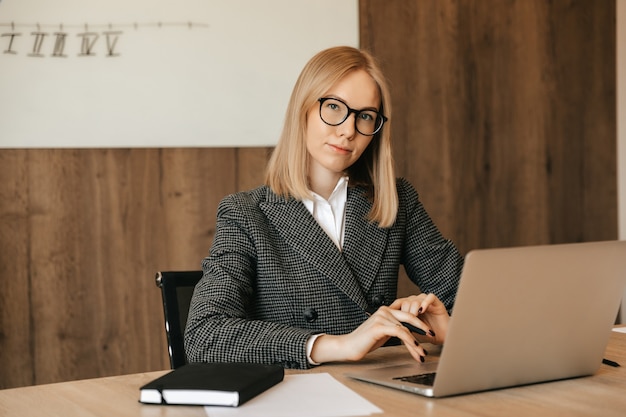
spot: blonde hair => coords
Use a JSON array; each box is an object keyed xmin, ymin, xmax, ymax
[{"xmin": 265, "ymin": 46, "xmax": 398, "ymax": 227}]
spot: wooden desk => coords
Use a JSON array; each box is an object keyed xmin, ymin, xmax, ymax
[{"xmin": 1, "ymin": 330, "xmax": 625, "ymax": 417}]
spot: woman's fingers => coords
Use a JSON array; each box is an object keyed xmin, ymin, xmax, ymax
[
  {"xmin": 387, "ymin": 322, "xmax": 428, "ymax": 362},
  {"xmin": 418, "ymin": 293, "xmax": 445, "ymax": 314},
  {"xmin": 369, "ymin": 307, "xmax": 431, "ymax": 360},
  {"xmin": 386, "ymin": 294, "xmax": 450, "ymax": 344},
  {"xmin": 379, "ymin": 306, "xmax": 435, "ymax": 339},
  {"xmin": 389, "ymin": 294, "xmax": 425, "ymax": 314}
]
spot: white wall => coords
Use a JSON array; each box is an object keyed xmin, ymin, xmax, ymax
[
  {"xmin": 0, "ymin": 0, "xmax": 358, "ymax": 148},
  {"xmin": 618, "ymin": 0, "xmax": 626, "ymax": 324}
]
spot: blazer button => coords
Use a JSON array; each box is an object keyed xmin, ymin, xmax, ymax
[
  {"xmin": 372, "ymin": 294, "xmax": 386, "ymax": 307},
  {"xmin": 303, "ymin": 307, "xmax": 318, "ymax": 323}
]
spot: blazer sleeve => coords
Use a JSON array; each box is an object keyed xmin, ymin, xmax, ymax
[
  {"xmin": 184, "ymin": 192, "xmax": 314, "ymax": 369},
  {"xmin": 397, "ymin": 178, "xmax": 463, "ymax": 313}
]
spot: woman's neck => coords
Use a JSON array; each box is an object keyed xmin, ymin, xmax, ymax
[{"xmin": 308, "ymin": 171, "xmax": 345, "ymax": 200}]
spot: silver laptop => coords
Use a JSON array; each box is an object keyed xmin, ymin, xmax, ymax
[{"xmin": 347, "ymin": 240, "xmax": 626, "ymax": 397}]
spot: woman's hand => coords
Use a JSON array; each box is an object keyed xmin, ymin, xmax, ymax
[
  {"xmin": 389, "ymin": 293, "xmax": 449, "ymax": 345},
  {"xmin": 309, "ymin": 306, "xmax": 430, "ymax": 365}
]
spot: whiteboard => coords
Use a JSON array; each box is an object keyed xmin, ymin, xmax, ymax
[{"xmin": 0, "ymin": 0, "xmax": 358, "ymax": 148}]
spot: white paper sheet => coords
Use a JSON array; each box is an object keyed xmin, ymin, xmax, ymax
[
  {"xmin": 612, "ymin": 326, "xmax": 626, "ymax": 333},
  {"xmin": 204, "ymin": 373, "xmax": 382, "ymax": 417}
]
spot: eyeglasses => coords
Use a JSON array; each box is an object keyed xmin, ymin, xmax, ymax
[{"xmin": 318, "ymin": 97, "xmax": 387, "ymax": 136}]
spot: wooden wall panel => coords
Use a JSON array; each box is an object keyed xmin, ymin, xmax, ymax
[
  {"xmin": 0, "ymin": 148, "xmax": 271, "ymax": 388},
  {"xmin": 0, "ymin": 151, "xmax": 33, "ymax": 388},
  {"xmin": 360, "ymin": 0, "xmax": 616, "ymax": 257},
  {"xmin": 235, "ymin": 147, "xmax": 273, "ymax": 191}
]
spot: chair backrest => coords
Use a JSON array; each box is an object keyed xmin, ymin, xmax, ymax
[{"xmin": 155, "ymin": 270, "xmax": 203, "ymax": 369}]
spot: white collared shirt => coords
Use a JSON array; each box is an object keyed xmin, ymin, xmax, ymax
[
  {"xmin": 302, "ymin": 177, "xmax": 348, "ymax": 366},
  {"xmin": 302, "ymin": 176, "xmax": 348, "ymax": 250}
]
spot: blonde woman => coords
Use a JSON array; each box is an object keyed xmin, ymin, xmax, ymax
[{"xmin": 185, "ymin": 46, "xmax": 463, "ymax": 369}]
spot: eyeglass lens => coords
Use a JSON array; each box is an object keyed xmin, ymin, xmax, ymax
[{"xmin": 319, "ymin": 98, "xmax": 384, "ymax": 136}]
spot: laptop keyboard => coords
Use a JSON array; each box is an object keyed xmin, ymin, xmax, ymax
[{"xmin": 393, "ymin": 372, "xmax": 437, "ymax": 386}]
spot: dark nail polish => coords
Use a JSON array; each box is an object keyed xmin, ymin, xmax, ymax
[
  {"xmin": 423, "ymin": 349, "xmax": 429, "ymax": 356},
  {"xmin": 429, "ymin": 329, "xmax": 436, "ymax": 337},
  {"xmin": 418, "ymin": 307, "xmax": 423, "ymax": 314},
  {"xmin": 420, "ymin": 355, "xmax": 425, "ymax": 363},
  {"xmin": 414, "ymin": 340, "xmax": 420, "ymax": 347}
]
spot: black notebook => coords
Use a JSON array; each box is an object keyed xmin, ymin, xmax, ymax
[{"xmin": 139, "ymin": 362, "xmax": 284, "ymax": 406}]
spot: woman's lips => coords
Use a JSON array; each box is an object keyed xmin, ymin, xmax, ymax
[{"xmin": 328, "ymin": 143, "xmax": 351, "ymax": 154}]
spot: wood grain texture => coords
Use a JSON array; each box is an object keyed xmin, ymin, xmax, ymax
[
  {"xmin": 361, "ymin": 0, "xmax": 617, "ymax": 297},
  {"xmin": 360, "ymin": 0, "xmax": 616, "ymax": 257},
  {"xmin": 1, "ymin": 331, "xmax": 625, "ymax": 416},
  {"xmin": 0, "ymin": 148, "xmax": 271, "ymax": 388},
  {"xmin": 0, "ymin": 150, "xmax": 33, "ymax": 388}
]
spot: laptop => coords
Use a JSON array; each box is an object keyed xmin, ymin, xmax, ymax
[{"xmin": 347, "ymin": 240, "xmax": 626, "ymax": 397}]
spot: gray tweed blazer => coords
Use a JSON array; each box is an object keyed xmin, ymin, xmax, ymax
[{"xmin": 184, "ymin": 178, "xmax": 463, "ymax": 369}]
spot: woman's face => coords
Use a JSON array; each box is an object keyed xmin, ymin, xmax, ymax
[{"xmin": 305, "ymin": 69, "xmax": 380, "ymax": 183}]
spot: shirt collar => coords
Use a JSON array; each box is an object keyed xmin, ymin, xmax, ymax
[{"xmin": 303, "ymin": 176, "xmax": 348, "ymax": 207}]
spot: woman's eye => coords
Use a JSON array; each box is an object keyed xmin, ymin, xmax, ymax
[{"xmin": 359, "ymin": 112, "xmax": 375, "ymax": 122}]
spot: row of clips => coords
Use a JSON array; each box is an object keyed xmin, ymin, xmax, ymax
[{"xmin": 0, "ymin": 21, "xmax": 208, "ymax": 57}]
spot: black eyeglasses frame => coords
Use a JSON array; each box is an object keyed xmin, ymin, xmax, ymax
[{"xmin": 317, "ymin": 97, "xmax": 388, "ymax": 136}]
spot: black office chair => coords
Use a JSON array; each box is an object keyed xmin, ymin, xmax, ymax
[{"xmin": 155, "ymin": 270, "xmax": 203, "ymax": 369}]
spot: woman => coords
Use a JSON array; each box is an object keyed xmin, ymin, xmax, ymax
[{"xmin": 184, "ymin": 46, "xmax": 463, "ymax": 369}]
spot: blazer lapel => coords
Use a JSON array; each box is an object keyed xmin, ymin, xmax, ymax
[
  {"xmin": 260, "ymin": 190, "xmax": 368, "ymax": 310},
  {"xmin": 342, "ymin": 187, "xmax": 389, "ymax": 295}
]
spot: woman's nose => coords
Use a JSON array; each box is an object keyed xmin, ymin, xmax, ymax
[{"xmin": 337, "ymin": 113, "xmax": 356, "ymax": 139}]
